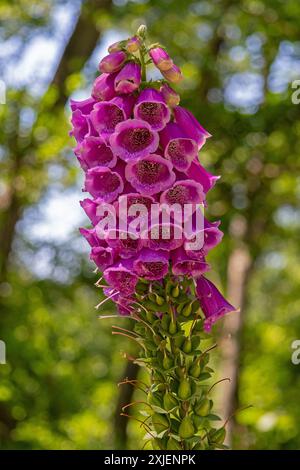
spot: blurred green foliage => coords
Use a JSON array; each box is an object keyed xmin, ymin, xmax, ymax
[{"xmin": 0, "ymin": 0, "xmax": 300, "ymax": 450}]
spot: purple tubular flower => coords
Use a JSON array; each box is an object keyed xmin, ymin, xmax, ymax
[
  {"xmin": 160, "ymin": 179, "xmax": 205, "ymax": 208},
  {"xmin": 196, "ymin": 276, "xmax": 235, "ymax": 331},
  {"xmin": 104, "ymin": 260, "xmax": 138, "ymax": 296},
  {"xmin": 143, "ymin": 223, "xmax": 183, "ymax": 251},
  {"xmin": 185, "ymin": 219, "xmax": 223, "ymax": 257},
  {"xmin": 134, "ymin": 88, "xmax": 171, "ymax": 131},
  {"xmin": 90, "ymin": 246, "xmax": 115, "ymax": 271},
  {"xmin": 125, "ymin": 154, "xmax": 176, "ymax": 195},
  {"xmin": 92, "ymin": 73, "xmax": 116, "ymax": 101},
  {"xmin": 110, "ymin": 119, "xmax": 159, "ymax": 162},
  {"xmin": 70, "ymin": 97, "xmax": 96, "ymax": 114},
  {"xmin": 133, "ymin": 248, "xmax": 169, "ymax": 280},
  {"xmin": 80, "ymin": 198, "xmax": 114, "ymax": 226},
  {"xmin": 161, "ymin": 64, "xmax": 183, "ymax": 83},
  {"xmin": 70, "ymin": 110, "xmax": 89, "ymax": 142},
  {"xmin": 149, "ymin": 47, "xmax": 173, "ymax": 71},
  {"xmin": 75, "ymin": 136, "xmax": 116, "ymax": 170},
  {"xmin": 99, "ymin": 51, "xmax": 127, "ymax": 73},
  {"xmin": 84, "ymin": 166, "xmax": 124, "ymax": 203},
  {"xmin": 116, "ymin": 193, "xmax": 155, "ymax": 225},
  {"xmin": 171, "ymin": 247, "xmax": 210, "ymax": 277},
  {"xmin": 105, "ymin": 229, "xmax": 143, "ymax": 258},
  {"xmin": 174, "ymin": 106, "xmax": 211, "ymax": 148},
  {"xmin": 160, "ymin": 84, "xmax": 180, "ymax": 108},
  {"xmin": 90, "ymin": 96, "xmax": 135, "ymax": 140},
  {"xmin": 160, "ymin": 122, "xmax": 198, "ymax": 172},
  {"xmin": 185, "ymin": 161, "xmax": 220, "ymax": 193},
  {"xmin": 79, "ymin": 227, "xmax": 102, "ymax": 247},
  {"xmin": 114, "ymin": 62, "xmax": 142, "ymax": 94}
]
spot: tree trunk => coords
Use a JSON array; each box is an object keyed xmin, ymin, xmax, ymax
[{"xmin": 219, "ymin": 244, "xmax": 252, "ymax": 446}]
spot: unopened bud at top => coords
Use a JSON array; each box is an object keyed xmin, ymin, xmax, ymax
[
  {"xmin": 99, "ymin": 51, "xmax": 127, "ymax": 73},
  {"xmin": 137, "ymin": 24, "xmax": 147, "ymax": 38}
]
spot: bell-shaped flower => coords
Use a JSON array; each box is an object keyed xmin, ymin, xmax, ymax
[
  {"xmin": 196, "ymin": 277, "xmax": 235, "ymax": 331},
  {"xmin": 104, "ymin": 260, "xmax": 138, "ymax": 296},
  {"xmin": 75, "ymin": 136, "xmax": 116, "ymax": 170},
  {"xmin": 171, "ymin": 247, "xmax": 210, "ymax": 277},
  {"xmin": 125, "ymin": 154, "xmax": 175, "ymax": 195},
  {"xmin": 90, "ymin": 95, "xmax": 135, "ymax": 140},
  {"xmin": 133, "ymin": 248, "xmax": 169, "ymax": 280},
  {"xmin": 84, "ymin": 166, "xmax": 124, "ymax": 203},
  {"xmin": 114, "ymin": 62, "xmax": 141, "ymax": 94},
  {"xmin": 134, "ymin": 88, "xmax": 170, "ymax": 131},
  {"xmin": 160, "ymin": 122, "xmax": 198, "ymax": 172},
  {"xmin": 99, "ymin": 51, "xmax": 127, "ymax": 73},
  {"xmin": 110, "ymin": 119, "xmax": 159, "ymax": 162},
  {"xmin": 174, "ymin": 106, "xmax": 211, "ymax": 148}
]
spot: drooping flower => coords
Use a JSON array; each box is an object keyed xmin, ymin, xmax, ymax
[
  {"xmin": 134, "ymin": 88, "xmax": 170, "ymax": 131},
  {"xmin": 160, "ymin": 122, "xmax": 198, "ymax": 171},
  {"xmin": 174, "ymin": 106, "xmax": 211, "ymax": 148},
  {"xmin": 99, "ymin": 51, "xmax": 127, "ymax": 73},
  {"xmin": 90, "ymin": 96, "xmax": 135, "ymax": 140},
  {"xmin": 79, "ymin": 227, "xmax": 101, "ymax": 247},
  {"xmin": 80, "ymin": 198, "xmax": 116, "ymax": 226},
  {"xmin": 133, "ymin": 248, "xmax": 169, "ymax": 280},
  {"xmin": 84, "ymin": 166, "xmax": 124, "ymax": 203},
  {"xmin": 149, "ymin": 47, "xmax": 173, "ymax": 71},
  {"xmin": 103, "ymin": 260, "xmax": 138, "ymax": 296},
  {"xmin": 185, "ymin": 161, "xmax": 220, "ymax": 193},
  {"xmin": 160, "ymin": 83, "xmax": 180, "ymax": 108},
  {"xmin": 75, "ymin": 136, "xmax": 116, "ymax": 170},
  {"xmin": 110, "ymin": 119, "xmax": 159, "ymax": 162},
  {"xmin": 171, "ymin": 247, "xmax": 210, "ymax": 277},
  {"xmin": 70, "ymin": 98, "xmax": 96, "ymax": 143},
  {"xmin": 91, "ymin": 73, "xmax": 116, "ymax": 101},
  {"xmin": 196, "ymin": 277, "xmax": 235, "ymax": 331},
  {"xmin": 114, "ymin": 62, "xmax": 141, "ymax": 94},
  {"xmin": 125, "ymin": 154, "xmax": 175, "ymax": 195}
]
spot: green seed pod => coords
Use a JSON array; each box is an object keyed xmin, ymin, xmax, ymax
[
  {"xmin": 191, "ymin": 335, "xmax": 200, "ymax": 350},
  {"xmin": 163, "ymin": 392, "xmax": 178, "ymax": 411},
  {"xmin": 171, "ymin": 285, "xmax": 180, "ymax": 298},
  {"xmin": 179, "ymin": 416, "xmax": 195, "ymax": 439},
  {"xmin": 166, "ymin": 437, "xmax": 182, "ymax": 450},
  {"xmin": 175, "ymin": 366, "xmax": 185, "ymax": 379},
  {"xmin": 168, "ymin": 320, "xmax": 177, "ymax": 335},
  {"xmin": 162, "ymin": 354, "xmax": 173, "ymax": 370},
  {"xmin": 189, "ymin": 362, "xmax": 201, "ymax": 378},
  {"xmin": 165, "ymin": 280, "xmax": 174, "ymax": 296},
  {"xmin": 176, "ymin": 302, "xmax": 187, "ymax": 314},
  {"xmin": 178, "ymin": 378, "xmax": 192, "ymax": 400},
  {"xmin": 146, "ymin": 311, "xmax": 156, "ymax": 323},
  {"xmin": 152, "ymin": 413, "xmax": 169, "ymax": 434},
  {"xmin": 174, "ymin": 335, "xmax": 185, "ymax": 348},
  {"xmin": 195, "ymin": 398, "xmax": 211, "ymax": 417},
  {"xmin": 191, "ymin": 300, "xmax": 200, "ymax": 312},
  {"xmin": 182, "ymin": 303, "xmax": 192, "ymax": 317},
  {"xmin": 147, "ymin": 392, "xmax": 162, "ymax": 408},
  {"xmin": 161, "ymin": 313, "xmax": 170, "ymax": 331},
  {"xmin": 182, "ymin": 338, "xmax": 192, "ymax": 353},
  {"xmin": 212, "ymin": 427, "xmax": 226, "ymax": 444}
]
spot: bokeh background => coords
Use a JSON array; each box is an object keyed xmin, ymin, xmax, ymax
[{"xmin": 0, "ymin": 0, "xmax": 300, "ymax": 450}]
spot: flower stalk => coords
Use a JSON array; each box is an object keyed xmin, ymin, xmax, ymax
[{"xmin": 70, "ymin": 25, "xmax": 236, "ymax": 450}]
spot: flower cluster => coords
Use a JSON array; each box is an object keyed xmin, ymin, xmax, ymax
[{"xmin": 70, "ymin": 29, "xmax": 234, "ymax": 331}]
